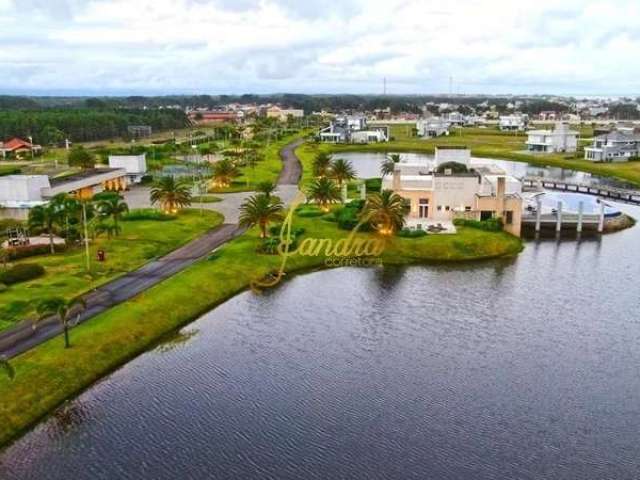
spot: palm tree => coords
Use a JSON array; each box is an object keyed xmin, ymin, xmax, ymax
[
  {"xmin": 211, "ymin": 159, "xmax": 241, "ymax": 188},
  {"xmin": 94, "ymin": 222, "xmax": 120, "ymax": 239},
  {"xmin": 380, "ymin": 154, "xmax": 402, "ymax": 191},
  {"xmin": 361, "ymin": 190, "xmax": 408, "ymax": 236},
  {"xmin": 330, "ymin": 158, "xmax": 356, "ymax": 187},
  {"xmin": 35, "ymin": 297, "xmax": 87, "ymax": 349},
  {"xmin": 239, "ymin": 194, "xmax": 285, "ymax": 238},
  {"xmin": 97, "ymin": 196, "xmax": 129, "ymax": 235},
  {"xmin": 28, "ymin": 202, "xmax": 61, "ymax": 254},
  {"xmin": 0, "ymin": 355, "xmax": 14, "ymax": 380},
  {"xmin": 312, "ymin": 152, "xmax": 332, "ymax": 178},
  {"xmin": 150, "ymin": 176, "xmax": 192, "ymax": 213},
  {"xmin": 306, "ymin": 177, "xmax": 341, "ymax": 211},
  {"xmin": 256, "ymin": 181, "xmax": 277, "ymax": 198}
]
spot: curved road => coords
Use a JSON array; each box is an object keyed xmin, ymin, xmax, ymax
[{"xmin": 0, "ymin": 138, "xmax": 304, "ymax": 359}]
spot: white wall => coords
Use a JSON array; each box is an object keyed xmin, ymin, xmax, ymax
[
  {"xmin": 108, "ymin": 154, "xmax": 147, "ymax": 174},
  {"xmin": 435, "ymin": 148, "xmax": 471, "ymax": 166},
  {"xmin": 0, "ymin": 175, "xmax": 49, "ymax": 203}
]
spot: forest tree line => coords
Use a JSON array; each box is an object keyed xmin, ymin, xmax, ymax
[{"xmin": 0, "ymin": 108, "xmax": 191, "ymax": 144}]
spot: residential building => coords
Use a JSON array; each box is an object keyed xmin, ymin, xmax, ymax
[
  {"xmin": 266, "ymin": 106, "xmax": 304, "ymax": 122},
  {"xmin": 383, "ymin": 162, "xmax": 522, "ymax": 237},
  {"xmin": 127, "ymin": 125, "xmax": 153, "ymax": 138},
  {"xmin": 0, "ymin": 137, "xmax": 42, "ymax": 159},
  {"xmin": 499, "ymin": 114, "xmax": 528, "ymax": 131},
  {"xmin": 584, "ymin": 129, "xmax": 640, "ymax": 162},
  {"xmin": 416, "ymin": 118, "xmax": 449, "ymax": 138},
  {"xmin": 0, "ymin": 169, "xmax": 128, "ymax": 209},
  {"xmin": 526, "ymin": 122, "xmax": 578, "ymax": 153},
  {"xmin": 319, "ymin": 115, "xmax": 387, "ymax": 143},
  {"xmin": 188, "ymin": 110, "xmax": 239, "ymax": 123},
  {"xmin": 108, "ymin": 154, "xmax": 148, "ymax": 183}
]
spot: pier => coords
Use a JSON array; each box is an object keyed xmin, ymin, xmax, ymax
[{"xmin": 522, "ymin": 176, "xmax": 640, "ymax": 205}]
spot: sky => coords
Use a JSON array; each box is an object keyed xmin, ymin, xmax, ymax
[{"xmin": 0, "ymin": 0, "xmax": 639, "ymax": 97}]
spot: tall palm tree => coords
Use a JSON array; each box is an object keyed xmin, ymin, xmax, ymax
[
  {"xmin": 361, "ymin": 190, "xmax": 408, "ymax": 235},
  {"xmin": 35, "ymin": 297, "xmax": 87, "ymax": 349},
  {"xmin": 306, "ymin": 177, "xmax": 341, "ymax": 211},
  {"xmin": 330, "ymin": 158, "xmax": 356, "ymax": 187},
  {"xmin": 380, "ymin": 154, "xmax": 402, "ymax": 191},
  {"xmin": 0, "ymin": 355, "xmax": 14, "ymax": 380},
  {"xmin": 150, "ymin": 176, "xmax": 192, "ymax": 213},
  {"xmin": 28, "ymin": 201, "xmax": 61, "ymax": 254},
  {"xmin": 211, "ymin": 159, "xmax": 241, "ymax": 188},
  {"xmin": 239, "ymin": 194, "xmax": 285, "ymax": 238},
  {"xmin": 312, "ymin": 152, "xmax": 332, "ymax": 178},
  {"xmin": 97, "ymin": 196, "xmax": 129, "ymax": 235}
]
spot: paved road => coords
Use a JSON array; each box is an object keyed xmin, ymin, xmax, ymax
[{"xmin": 0, "ymin": 138, "xmax": 304, "ymax": 359}]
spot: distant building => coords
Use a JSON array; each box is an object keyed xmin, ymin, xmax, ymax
[
  {"xmin": 434, "ymin": 146, "xmax": 471, "ymax": 166},
  {"xmin": 127, "ymin": 125, "xmax": 153, "ymax": 138},
  {"xmin": 189, "ymin": 111, "xmax": 239, "ymax": 123},
  {"xmin": 416, "ymin": 118, "xmax": 449, "ymax": 138},
  {"xmin": 499, "ymin": 114, "xmax": 528, "ymax": 131},
  {"xmin": 584, "ymin": 129, "xmax": 640, "ymax": 162},
  {"xmin": 444, "ymin": 112, "xmax": 466, "ymax": 126},
  {"xmin": 266, "ymin": 106, "xmax": 304, "ymax": 122},
  {"xmin": 108, "ymin": 154, "xmax": 147, "ymax": 183},
  {"xmin": 0, "ymin": 137, "xmax": 42, "ymax": 159},
  {"xmin": 319, "ymin": 115, "xmax": 387, "ymax": 143},
  {"xmin": 526, "ymin": 122, "xmax": 578, "ymax": 153}
]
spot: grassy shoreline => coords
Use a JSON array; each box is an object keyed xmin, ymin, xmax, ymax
[{"xmin": 0, "ymin": 211, "xmax": 522, "ymax": 448}]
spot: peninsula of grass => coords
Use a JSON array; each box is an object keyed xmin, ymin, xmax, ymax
[
  {"xmin": 0, "ymin": 209, "xmax": 522, "ymax": 448},
  {"xmin": 0, "ymin": 209, "xmax": 223, "ymax": 331},
  {"xmin": 299, "ymin": 125, "xmax": 640, "ymax": 188}
]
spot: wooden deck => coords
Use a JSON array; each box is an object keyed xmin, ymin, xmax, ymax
[{"xmin": 522, "ymin": 176, "xmax": 640, "ymax": 205}]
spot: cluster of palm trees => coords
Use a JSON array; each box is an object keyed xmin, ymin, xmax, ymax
[
  {"xmin": 28, "ymin": 192, "xmax": 130, "ymax": 254},
  {"xmin": 305, "ymin": 151, "xmax": 408, "ymax": 235}
]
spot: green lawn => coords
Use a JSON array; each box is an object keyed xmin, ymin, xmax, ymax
[
  {"xmin": 209, "ymin": 131, "xmax": 311, "ymax": 193},
  {"xmin": 321, "ymin": 125, "xmax": 640, "ymax": 187},
  {"xmin": 0, "ymin": 209, "xmax": 223, "ymax": 331},
  {"xmin": 0, "ymin": 210, "xmax": 521, "ymax": 447}
]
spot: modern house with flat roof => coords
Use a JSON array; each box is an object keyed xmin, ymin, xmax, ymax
[
  {"xmin": 319, "ymin": 116, "xmax": 388, "ymax": 144},
  {"xmin": 526, "ymin": 122, "xmax": 578, "ymax": 153},
  {"xmin": 584, "ymin": 129, "xmax": 640, "ymax": 162},
  {"xmin": 266, "ymin": 106, "xmax": 304, "ymax": 122},
  {"xmin": 108, "ymin": 154, "xmax": 147, "ymax": 183},
  {"xmin": 416, "ymin": 118, "xmax": 449, "ymax": 138},
  {"xmin": 384, "ymin": 161, "xmax": 522, "ymax": 237},
  {"xmin": 499, "ymin": 114, "xmax": 528, "ymax": 131}
]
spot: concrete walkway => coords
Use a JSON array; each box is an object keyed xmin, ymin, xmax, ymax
[{"xmin": 0, "ymin": 138, "xmax": 304, "ymax": 359}]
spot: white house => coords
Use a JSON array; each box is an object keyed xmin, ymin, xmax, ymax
[
  {"xmin": 584, "ymin": 130, "xmax": 640, "ymax": 162},
  {"xmin": 108, "ymin": 154, "xmax": 148, "ymax": 183},
  {"xmin": 499, "ymin": 114, "xmax": 528, "ymax": 131},
  {"xmin": 0, "ymin": 175, "xmax": 51, "ymax": 208},
  {"xmin": 416, "ymin": 118, "xmax": 449, "ymax": 138},
  {"xmin": 526, "ymin": 122, "xmax": 578, "ymax": 153},
  {"xmin": 319, "ymin": 116, "xmax": 387, "ymax": 143},
  {"xmin": 350, "ymin": 129, "xmax": 388, "ymax": 144}
]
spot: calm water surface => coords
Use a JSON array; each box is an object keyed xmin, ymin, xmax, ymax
[{"xmin": 1, "ymin": 204, "xmax": 639, "ymax": 479}]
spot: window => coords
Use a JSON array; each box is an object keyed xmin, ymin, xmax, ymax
[
  {"xmin": 465, "ymin": 206, "xmax": 472, "ymax": 212},
  {"xmin": 437, "ymin": 205, "xmax": 442, "ymax": 211},
  {"xmin": 445, "ymin": 206, "xmax": 450, "ymax": 211},
  {"xmin": 505, "ymin": 211, "xmax": 513, "ymax": 224}
]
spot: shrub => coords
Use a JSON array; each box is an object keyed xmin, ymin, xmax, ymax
[
  {"xmin": 122, "ymin": 209, "xmax": 176, "ymax": 222},
  {"xmin": 364, "ymin": 177, "xmax": 382, "ymax": 192},
  {"xmin": 397, "ymin": 228, "xmax": 427, "ymax": 238},
  {"xmin": 0, "ymin": 283, "xmax": 7, "ymax": 292},
  {"xmin": 92, "ymin": 191, "xmax": 122, "ymax": 202},
  {"xmin": 0, "ymin": 264, "xmax": 45, "ymax": 285},
  {"xmin": 453, "ymin": 217, "xmax": 503, "ymax": 232},
  {"xmin": 3, "ymin": 243, "xmax": 67, "ymax": 261},
  {"xmin": 295, "ymin": 206, "xmax": 325, "ymax": 218}
]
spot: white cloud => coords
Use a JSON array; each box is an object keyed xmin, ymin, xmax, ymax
[{"xmin": 0, "ymin": 0, "xmax": 639, "ymax": 95}]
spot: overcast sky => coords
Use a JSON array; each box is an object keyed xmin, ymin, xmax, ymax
[{"xmin": 0, "ymin": 0, "xmax": 639, "ymax": 96}]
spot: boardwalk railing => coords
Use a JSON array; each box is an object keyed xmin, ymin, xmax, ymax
[{"xmin": 522, "ymin": 176, "xmax": 640, "ymax": 205}]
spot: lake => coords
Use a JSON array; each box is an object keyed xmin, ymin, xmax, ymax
[{"xmin": 1, "ymin": 200, "xmax": 639, "ymax": 479}]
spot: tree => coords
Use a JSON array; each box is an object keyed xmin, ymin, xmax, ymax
[
  {"xmin": 256, "ymin": 181, "xmax": 277, "ymax": 198},
  {"xmin": 306, "ymin": 177, "xmax": 341, "ymax": 211},
  {"xmin": 329, "ymin": 158, "xmax": 356, "ymax": 187},
  {"xmin": 361, "ymin": 190, "xmax": 408, "ymax": 235},
  {"xmin": 436, "ymin": 161, "xmax": 468, "ymax": 174},
  {"xmin": 35, "ymin": 297, "xmax": 87, "ymax": 349},
  {"xmin": 0, "ymin": 355, "xmax": 14, "ymax": 380},
  {"xmin": 28, "ymin": 200, "xmax": 62, "ymax": 253},
  {"xmin": 312, "ymin": 152, "xmax": 332, "ymax": 178},
  {"xmin": 239, "ymin": 194, "xmax": 285, "ymax": 239},
  {"xmin": 211, "ymin": 159, "xmax": 240, "ymax": 188},
  {"xmin": 97, "ymin": 195, "xmax": 129, "ymax": 235},
  {"xmin": 380, "ymin": 154, "xmax": 402, "ymax": 192},
  {"xmin": 67, "ymin": 146, "xmax": 96, "ymax": 169},
  {"xmin": 150, "ymin": 176, "xmax": 192, "ymax": 213}
]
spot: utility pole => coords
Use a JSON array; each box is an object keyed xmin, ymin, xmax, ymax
[
  {"xmin": 82, "ymin": 201, "xmax": 91, "ymax": 273},
  {"xmin": 383, "ymin": 77, "xmax": 387, "ymax": 96}
]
